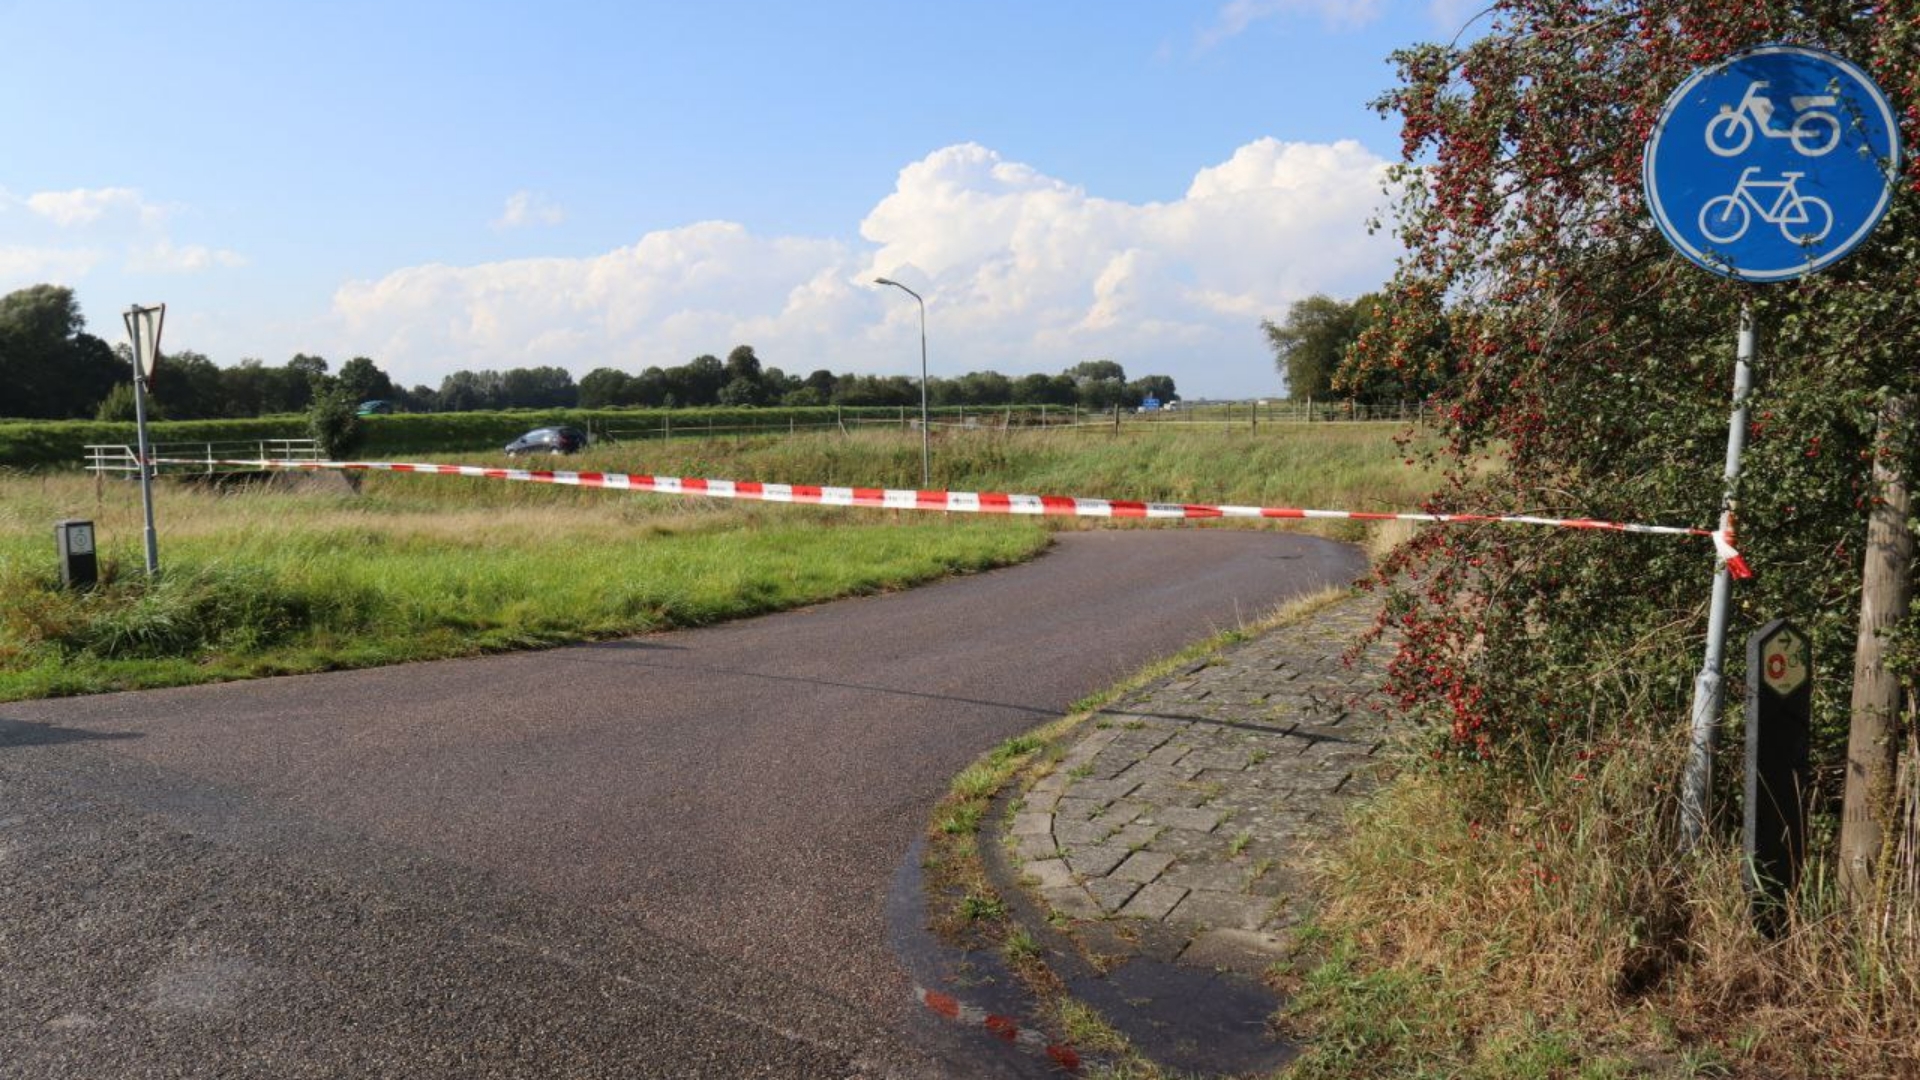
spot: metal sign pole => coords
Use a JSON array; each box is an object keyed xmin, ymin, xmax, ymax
[
  {"xmin": 124, "ymin": 304, "xmax": 165, "ymax": 576},
  {"xmin": 131, "ymin": 369, "xmax": 160, "ymax": 576},
  {"xmin": 1681, "ymin": 302, "xmax": 1755, "ymax": 848}
]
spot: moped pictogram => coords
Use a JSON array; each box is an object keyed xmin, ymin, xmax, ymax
[{"xmin": 1704, "ymin": 81, "xmax": 1841, "ymax": 157}]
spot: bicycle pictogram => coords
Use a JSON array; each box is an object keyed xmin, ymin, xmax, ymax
[
  {"xmin": 1704, "ymin": 81, "xmax": 1841, "ymax": 157},
  {"xmin": 1697, "ymin": 166, "xmax": 1834, "ymax": 245}
]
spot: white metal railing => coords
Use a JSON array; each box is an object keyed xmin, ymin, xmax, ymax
[{"xmin": 84, "ymin": 438, "xmax": 324, "ymax": 476}]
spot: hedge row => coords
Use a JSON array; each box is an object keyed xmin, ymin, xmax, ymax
[
  {"xmin": 0, "ymin": 405, "xmax": 1053, "ymax": 468},
  {"xmin": 0, "ymin": 417, "xmax": 310, "ymax": 469}
]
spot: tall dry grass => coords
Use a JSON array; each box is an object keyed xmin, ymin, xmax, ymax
[{"xmin": 1300, "ymin": 720, "xmax": 1920, "ymax": 1079}]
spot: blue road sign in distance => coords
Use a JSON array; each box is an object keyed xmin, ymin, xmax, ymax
[{"xmin": 1644, "ymin": 44, "xmax": 1900, "ymax": 282}]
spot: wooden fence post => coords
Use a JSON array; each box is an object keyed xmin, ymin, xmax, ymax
[{"xmin": 1843, "ymin": 395, "xmax": 1915, "ymax": 911}]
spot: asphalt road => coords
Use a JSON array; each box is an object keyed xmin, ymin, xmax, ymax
[{"xmin": 1, "ymin": 529, "xmax": 1365, "ymax": 1078}]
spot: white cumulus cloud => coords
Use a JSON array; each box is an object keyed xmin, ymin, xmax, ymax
[
  {"xmin": 0, "ymin": 245, "xmax": 104, "ymax": 282},
  {"xmin": 25, "ymin": 186, "xmax": 147, "ymax": 227},
  {"xmin": 1195, "ymin": 0, "xmax": 1478, "ymax": 47},
  {"xmin": 0, "ymin": 187, "xmax": 242, "ymax": 293},
  {"xmin": 329, "ymin": 139, "xmax": 1398, "ymax": 397},
  {"xmin": 127, "ymin": 240, "xmax": 249, "ymax": 274},
  {"xmin": 1197, "ymin": 0, "xmax": 1385, "ymax": 49},
  {"xmin": 493, "ymin": 190, "xmax": 567, "ymax": 229}
]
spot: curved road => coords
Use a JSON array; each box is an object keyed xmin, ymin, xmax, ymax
[{"xmin": 1, "ymin": 529, "xmax": 1363, "ymax": 1078}]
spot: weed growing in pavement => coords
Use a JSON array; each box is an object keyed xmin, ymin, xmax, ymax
[
  {"xmin": 959, "ymin": 893, "xmax": 1006, "ymax": 922},
  {"xmin": 951, "ymin": 765, "xmax": 1001, "ymax": 801},
  {"xmin": 1003, "ymin": 927, "xmax": 1042, "ymax": 963},
  {"xmin": 937, "ymin": 804, "xmax": 982, "ymax": 836},
  {"xmin": 1049, "ymin": 998, "xmax": 1161, "ymax": 1078}
]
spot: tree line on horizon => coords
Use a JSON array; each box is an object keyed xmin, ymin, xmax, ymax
[{"xmin": 0, "ymin": 284, "xmax": 1181, "ymax": 421}]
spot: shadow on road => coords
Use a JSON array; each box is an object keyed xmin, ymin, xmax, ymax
[
  {"xmin": 0, "ymin": 717, "xmax": 143, "ymax": 748},
  {"xmin": 549, "ymin": 649, "xmax": 1063, "ymax": 719}
]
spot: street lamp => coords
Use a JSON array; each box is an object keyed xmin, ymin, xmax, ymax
[{"xmin": 873, "ymin": 277, "xmax": 929, "ymax": 487}]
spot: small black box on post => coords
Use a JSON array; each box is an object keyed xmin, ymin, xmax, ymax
[
  {"xmin": 55, "ymin": 519, "xmax": 98, "ymax": 589},
  {"xmin": 1745, "ymin": 618, "xmax": 1811, "ymax": 928}
]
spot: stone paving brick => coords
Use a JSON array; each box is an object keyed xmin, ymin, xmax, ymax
[
  {"xmin": 1105, "ymin": 824, "xmax": 1160, "ymax": 851},
  {"xmin": 1090, "ymin": 800, "xmax": 1146, "ymax": 829},
  {"xmin": 1012, "ymin": 833, "xmax": 1061, "ymax": 861},
  {"xmin": 1111, "ymin": 850, "xmax": 1176, "ymax": 883},
  {"xmin": 1031, "ymin": 771, "xmax": 1069, "ymax": 798},
  {"xmin": 1160, "ymin": 861, "xmax": 1246, "ymax": 893},
  {"xmin": 1130, "ymin": 782, "xmax": 1208, "ymax": 808},
  {"xmin": 1068, "ymin": 777, "xmax": 1143, "ymax": 802},
  {"xmin": 1065, "ymin": 844, "xmax": 1130, "ymax": 877},
  {"xmin": 1054, "ymin": 796, "xmax": 1106, "ymax": 822},
  {"xmin": 1168, "ymin": 889, "xmax": 1271, "ymax": 931},
  {"xmin": 1144, "ymin": 743, "xmax": 1192, "ymax": 768},
  {"xmin": 1087, "ymin": 878, "xmax": 1143, "ymax": 914},
  {"xmin": 1118, "ymin": 881, "xmax": 1189, "ymax": 920},
  {"xmin": 1023, "ymin": 858, "xmax": 1075, "ymax": 890},
  {"xmin": 1155, "ymin": 806, "xmax": 1224, "ymax": 833},
  {"xmin": 1053, "ymin": 820, "xmax": 1110, "ymax": 847},
  {"xmin": 1010, "ymin": 811, "xmax": 1052, "ymax": 837},
  {"xmin": 1179, "ymin": 929, "xmax": 1290, "ymax": 976},
  {"xmin": 1043, "ymin": 886, "xmax": 1102, "ymax": 919},
  {"xmin": 1244, "ymin": 866, "xmax": 1304, "ymax": 899}
]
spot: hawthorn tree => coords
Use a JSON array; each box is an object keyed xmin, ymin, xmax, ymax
[
  {"xmin": 1355, "ymin": 0, "xmax": 1920, "ymax": 808},
  {"xmin": 1265, "ymin": 294, "xmax": 1361, "ymax": 400}
]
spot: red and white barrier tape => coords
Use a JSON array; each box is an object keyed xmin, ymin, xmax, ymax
[
  {"xmin": 156, "ymin": 457, "xmax": 1753, "ymax": 579},
  {"xmin": 914, "ymin": 984, "xmax": 1081, "ymax": 1071}
]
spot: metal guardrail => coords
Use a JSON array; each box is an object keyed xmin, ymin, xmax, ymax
[{"xmin": 84, "ymin": 439, "xmax": 325, "ymax": 476}]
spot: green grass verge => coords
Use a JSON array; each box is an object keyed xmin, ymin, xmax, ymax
[
  {"xmin": 0, "ymin": 471, "xmax": 1046, "ymax": 700},
  {"xmin": 3, "ymin": 427, "xmax": 1427, "ymax": 700}
]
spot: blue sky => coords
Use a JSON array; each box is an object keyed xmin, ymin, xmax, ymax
[{"xmin": 2, "ymin": 1, "xmax": 1473, "ymax": 398}]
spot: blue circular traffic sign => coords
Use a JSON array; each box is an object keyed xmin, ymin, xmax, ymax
[{"xmin": 1644, "ymin": 44, "xmax": 1901, "ymax": 282}]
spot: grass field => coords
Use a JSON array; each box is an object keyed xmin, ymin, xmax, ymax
[{"xmin": 0, "ymin": 425, "xmax": 1432, "ymax": 701}]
